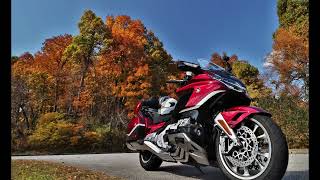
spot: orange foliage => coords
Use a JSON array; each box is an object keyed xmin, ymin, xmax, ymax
[
  {"xmin": 266, "ymin": 27, "xmax": 308, "ymax": 97},
  {"xmin": 12, "ymin": 13, "xmax": 175, "ymax": 124},
  {"xmin": 210, "ymin": 52, "xmax": 238, "ymax": 69}
]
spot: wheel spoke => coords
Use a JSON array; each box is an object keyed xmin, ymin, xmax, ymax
[
  {"xmin": 252, "ymin": 124, "xmax": 259, "ymax": 133},
  {"xmin": 255, "ymin": 158, "xmax": 265, "ymax": 169},
  {"xmin": 231, "ymin": 166, "xmax": 238, "ymax": 173},
  {"xmin": 220, "ymin": 118, "xmax": 272, "ymax": 178},
  {"xmin": 243, "ymin": 167, "xmax": 250, "ymax": 176},
  {"xmin": 257, "ymin": 133, "xmax": 266, "ymax": 139},
  {"xmin": 258, "ymin": 152, "xmax": 270, "ymax": 158}
]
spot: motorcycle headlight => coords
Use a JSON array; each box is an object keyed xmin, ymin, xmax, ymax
[{"xmin": 211, "ymin": 74, "xmax": 247, "ymax": 93}]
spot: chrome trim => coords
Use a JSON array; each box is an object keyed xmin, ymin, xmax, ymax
[
  {"xmin": 127, "ymin": 124, "xmax": 145, "ymax": 136},
  {"xmin": 126, "ymin": 133, "xmax": 210, "ymax": 165},
  {"xmin": 218, "ymin": 118, "xmax": 273, "ymax": 179},
  {"xmin": 126, "ymin": 141, "xmax": 147, "ymax": 151},
  {"xmin": 167, "ymin": 133, "xmax": 209, "ymax": 165},
  {"xmin": 144, "ymin": 141, "xmax": 176, "ymax": 161}
]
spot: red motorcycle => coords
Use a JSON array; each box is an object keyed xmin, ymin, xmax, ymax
[{"xmin": 126, "ymin": 58, "xmax": 288, "ymax": 180}]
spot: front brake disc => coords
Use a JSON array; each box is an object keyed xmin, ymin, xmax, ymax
[{"xmin": 223, "ymin": 126, "xmax": 258, "ymax": 167}]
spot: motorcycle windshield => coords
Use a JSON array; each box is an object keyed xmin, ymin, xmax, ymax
[
  {"xmin": 197, "ymin": 58, "xmax": 226, "ymax": 72},
  {"xmin": 197, "ymin": 58, "xmax": 247, "ymax": 91},
  {"xmin": 197, "ymin": 58, "xmax": 233, "ymax": 78}
]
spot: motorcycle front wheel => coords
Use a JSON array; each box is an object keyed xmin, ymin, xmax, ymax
[{"xmin": 215, "ymin": 114, "xmax": 288, "ymax": 180}]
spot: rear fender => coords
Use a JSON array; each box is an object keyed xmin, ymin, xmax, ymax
[
  {"xmin": 219, "ymin": 106, "xmax": 271, "ymax": 128},
  {"xmin": 127, "ymin": 112, "xmax": 152, "ymax": 142}
]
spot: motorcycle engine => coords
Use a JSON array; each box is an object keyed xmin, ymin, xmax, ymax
[
  {"xmin": 167, "ymin": 118, "xmax": 205, "ymax": 147},
  {"xmin": 146, "ymin": 117, "xmax": 205, "ymax": 151}
]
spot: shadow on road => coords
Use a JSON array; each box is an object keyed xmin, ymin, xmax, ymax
[
  {"xmin": 283, "ymin": 171, "xmax": 309, "ymax": 180},
  {"xmin": 158, "ymin": 165, "xmax": 228, "ymax": 180},
  {"xmin": 158, "ymin": 165, "xmax": 309, "ymax": 180}
]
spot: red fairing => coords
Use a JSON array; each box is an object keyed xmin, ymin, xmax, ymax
[
  {"xmin": 143, "ymin": 115, "xmax": 153, "ymax": 129},
  {"xmin": 127, "ymin": 116, "xmax": 143, "ymax": 134},
  {"xmin": 128, "ymin": 110, "xmax": 166, "ymax": 136},
  {"xmin": 221, "ymin": 106, "xmax": 271, "ymax": 128},
  {"xmin": 148, "ymin": 122, "xmax": 166, "ymax": 133},
  {"xmin": 176, "ymin": 73, "xmax": 227, "ymax": 108}
]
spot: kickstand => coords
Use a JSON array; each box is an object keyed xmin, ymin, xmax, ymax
[{"xmin": 194, "ymin": 165, "xmax": 205, "ymax": 174}]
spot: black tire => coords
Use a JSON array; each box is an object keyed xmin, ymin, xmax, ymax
[
  {"xmin": 139, "ymin": 151, "xmax": 163, "ymax": 171},
  {"xmin": 215, "ymin": 115, "xmax": 289, "ymax": 180}
]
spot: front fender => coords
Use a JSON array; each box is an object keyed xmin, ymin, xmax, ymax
[{"xmin": 220, "ymin": 106, "xmax": 271, "ymax": 128}]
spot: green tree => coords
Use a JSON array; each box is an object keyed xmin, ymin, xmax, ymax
[
  {"xmin": 11, "ymin": 56, "xmax": 19, "ymax": 64},
  {"xmin": 144, "ymin": 30, "xmax": 174, "ymax": 96},
  {"xmin": 232, "ymin": 61, "xmax": 271, "ymax": 99},
  {"xmin": 277, "ymin": 0, "xmax": 309, "ymax": 40},
  {"xmin": 63, "ymin": 10, "xmax": 111, "ymax": 102},
  {"xmin": 210, "ymin": 52, "xmax": 270, "ymax": 99}
]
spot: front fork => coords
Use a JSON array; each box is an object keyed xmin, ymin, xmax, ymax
[{"xmin": 214, "ymin": 113, "xmax": 242, "ymax": 148}]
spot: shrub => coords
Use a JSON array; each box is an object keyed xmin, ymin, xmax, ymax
[
  {"xmin": 28, "ymin": 113, "xmax": 105, "ymax": 153},
  {"xmin": 37, "ymin": 112, "xmax": 66, "ymax": 125},
  {"xmin": 28, "ymin": 119, "xmax": 75, "ymax": 152},
  {"xmin": 256, "ymin": 96, "xmax": 309, "ymax": 148},
  {"xmin": 87, "ymin": 124, "xmax": 127, "ymax": 153}
]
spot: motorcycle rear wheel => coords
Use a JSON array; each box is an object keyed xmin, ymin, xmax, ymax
[
  {"xmin": 139, "ymin": 151, "xmax": 163, "ymax": 171},
  {"xmin": 215, "ymin": 115, "xmax": 288, "ymax": 180}
]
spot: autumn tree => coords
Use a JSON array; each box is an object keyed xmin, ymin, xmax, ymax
[
  {"xmin": 63, "ymin": 10, "xmax": 111, "ymax": 111},
  {"xmin": 265, "ymin": 29, "xmax": 308, "ymax": 98},
  {"xmin": 33, "ymin": 35, "xmax": 73, "ymax": 112},
  {"xmin": 277, "ymin": 0, "xmax": 309, "ymax": 40},
  {"xmin": 11, "ymin": 52, "xmax": 35, "ymax": 129},
  {"xmin": 210, "ymin": 52, "xmax": 271, "ymax": 99},
  {"xmin": 258, "ymin": 0, "xmax": 309, "ymax": 148},
  {"xmin": 144, "ymin": 30, "xmax": 174, "ymax": 96},
  {"xmin": 232, "ymin": 61, "xmax": 271, "ymax": 99},
  {"xmin": 265, "ymin": 0, "xmax": 309, "ymax": 99},
  {"xmin": 210, "ymin": 52, "xmax": 238, "ymax": 69},
  {"xmin": 98, "ymin": 15, "xmax": 174, "ymax": 118},
  {"xmin": 11, "ymin": 10, "xmax": 177, "ymax": 152}
]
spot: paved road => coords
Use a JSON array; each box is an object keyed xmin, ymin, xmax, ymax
[{"xmin": 12, "ymin": 153, "xmax": 308, "ymax": 180}]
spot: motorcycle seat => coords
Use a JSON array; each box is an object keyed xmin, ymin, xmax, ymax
[
  {"xmin": 143, "ymin": 108, "xmax": 171, "ymax": 124},
  {"xmin": 141, "ymin": 97, "xmax": 173, "ymax": 124}
]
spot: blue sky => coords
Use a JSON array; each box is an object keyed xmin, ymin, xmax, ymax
[{"xmin": 12, "ymin": 0, "xmax": 278, "ymax": 71}]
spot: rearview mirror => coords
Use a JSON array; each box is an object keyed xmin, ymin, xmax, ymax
[{"xmin": 222, "ymin": 55, "xmax": 230, "ymax": 62}]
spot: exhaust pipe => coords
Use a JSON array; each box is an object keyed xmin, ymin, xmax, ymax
[
  {"xmin": 144, "ymin": 141, "xmax": 176, "ymax": 161},
  {"xmin": 126, "ymin": 133, "xmax": 210, "ymax": 165},
  {"xmin": 126, "ymin": 140, "xmax": 176, "ymax": 162}
]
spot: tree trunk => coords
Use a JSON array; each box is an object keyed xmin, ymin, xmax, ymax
[
  {"xmin": 29, "ymin": 106, "xmax": 36, "ymax": 129},
  {"xmin": 54, "ymin": 78, "xmax": 59, "ymax": 112},
  {"xmin": 20, "ymin": 105, "xmax": 29, "ymax": 130},
  {"xmin": 77, "ymin": 66, "xmax": 88, "ymax": 101}
]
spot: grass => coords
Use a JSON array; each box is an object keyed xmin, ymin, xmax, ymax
[{"xmin": 11, "ymin": 160, "xmax": 123, "ymax": 180}]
